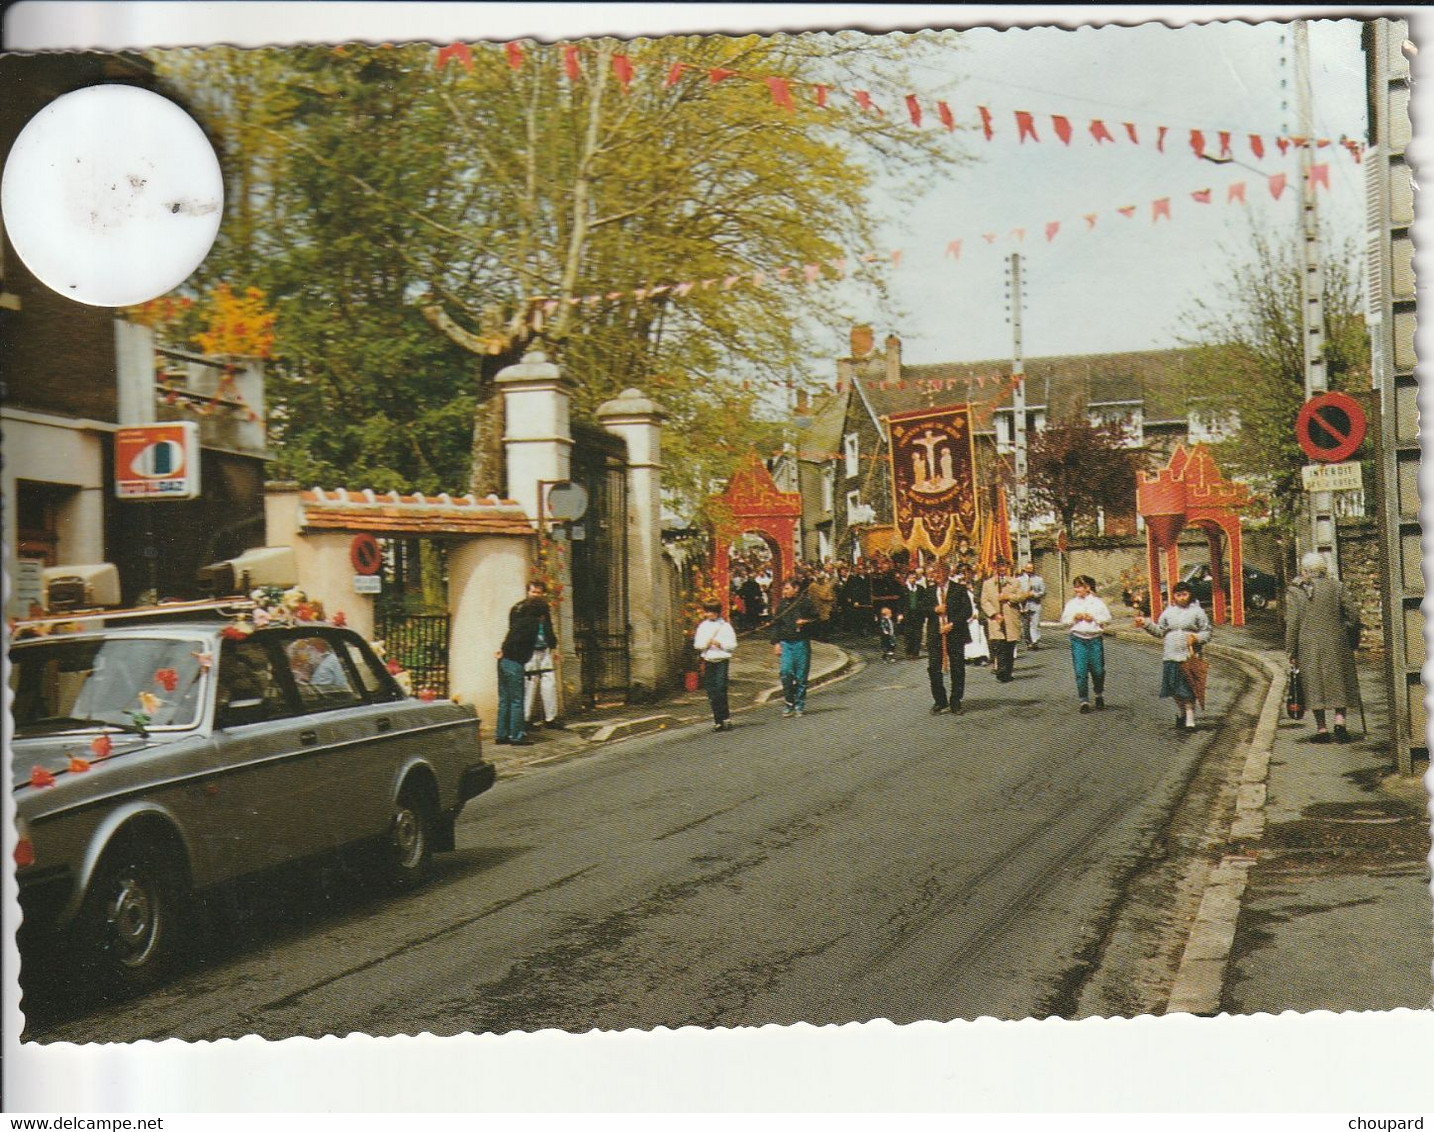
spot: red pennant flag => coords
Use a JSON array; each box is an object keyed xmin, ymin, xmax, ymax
[
  {"xmin": 1015, "ymin": 110, "xmax": 1039, "ymax": 142},
  {"xmin": 814, "ymin": 84, "xmax": 828, "ymax": 108},
  {"xmin": 1310, "ymin": 163, "xmax": 1330, "ymax": 190},
  {"xmin": 1277, "ymin": 137, "xmax": 1290, "ymax": 156},
  {"xmin": 30, "ymin": 765, "xmax": 56, "ymax": 789},
  {"xmin": 665, "ymin": 61, "xmax": 685, "ymax": 87},
  {"xmin": 1153, "ymin": 198, "xmax": 1171, "ymax": 221},
  {"xmin": 1123, "ymin": 122, "xmax": 1139, "ymax": 144},
  {"xmin": 978, "ymin": 106, "xmax": 994, "ymax": 140},
  {"xmin": 1157, "ymin": 126, "xmax": 1168, "ymax": 153},
  {"xmin": 612, "ymin": 54, "xmax": 633, "ymax": 92},
  {"xmin": 1317, "ymin": 138, "xmax": 1331, "ymax": 149},
  {"xmin": 709, "ymin": 67, "xmax": 735, "ymax": 84},
  {"xmin": 944, "ymin": 240, "xmax": 962, "ymax": 260},
  {"xmin": 563, "ymin": 45, "xmax": 582, "ymax": 83},
  {"xmin": 1249, "ymin": 134, "xmax": 1265, "ymax": 159},
  {"xmin": 1269, "ymin": 173, "xmax": 1288, "ymax": 199},
  {"xmin": 1191, "ymin": 188, "xmax": 1212, "ymax": 204},
  {"xmin": 775, "ymin": 267, "xmax": 791, "ymax": 282},
  {"xmin": 722, "ymin": 276, "xmax": 741, "ymax": 290},
  {"xmin": 1218, "ymin": 130, "xmax": 1232, "ymax": 158},
  {"xmin": 1290, "ymin": 136, "xmax": 1308, "ymax": 149},
  {"xmin": 937, "ymin": 101, "xmax": 955, "ymax": 132},
  {"xmin": 1052, "ymin": 115, "xmax": 1073, "ymax": 145},
  {"xmin": 1084, "ymin": 213, "xmax": 1098, "ymax": 230},
  {"xmin": 1228, "ymin": 182, "xmax": 1247, "ymax": 203},
  {"xmin": 803, "ymin": 263, "xmax": 822, "ymax": 281},
  {"xmin": 767, "ymin": 76, "xmax": 795, "ymax": 112},
  {"xmin": 890, "ymin": 250, "xmax": 903, "ymax": 267},
  {"xmin": 749, "ymin": 273, "xmax": 765, "ymax": 289},
  {"xmin": 1090, "ymin": 120, "xmax": 1115, "ymax": 144},
  {"xmin": 982, "ymin": 232, "xmax": 997, "ymax": 244},
  {"xmin": 435, "ymin": 43, "xmax": 473, "ymax": 73},
  {"xmin": 675, "ymin": 282, "xmax": 696, "ymax": 296},
  {"xmin": 854, "ymin": 90, "xmax": 876, "ymax": 113},
  {"xmin": 505, "ymin": 41, "xmax": 524, "ymax": 70},
  {"xmin": 1010, "ymin": 228, "xmax": 1025, "ymax": 242},
  {"xmin": 905, "ymin": 94, "xmax": 922, "ymax": 127},
  {"xmin": 1189, "ymin": 129, "xmax": 1206, "ymax": 159},
  {"xmin": 1045, "ymin": 221, "xmax": 1060, "ymax": 242},
  {"xmin": 1118, "ymin": 205, "xmax": 1136, "ymax": 219},
  {"xmin": 829, "ymin": 258, "xmax": 848, "ymax": 276},
  {"xmin": 976, "ymin": 374, "xmax": 987, "ymax": 388}
]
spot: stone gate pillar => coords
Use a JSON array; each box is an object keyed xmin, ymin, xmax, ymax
[
  {"xmin": 498, "ymin": 350, "xmax": 576, "ymax": 708},
  {"xmin": 597, "ymin": 388, "xmax": 669, "ymax": 699}
]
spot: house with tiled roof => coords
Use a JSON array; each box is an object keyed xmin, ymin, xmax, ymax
[{"xmin": 809, "ymin": 325, "xmax": 1243, "ymax": 560}]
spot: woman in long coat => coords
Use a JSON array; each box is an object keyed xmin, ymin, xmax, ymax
[{"xmin": 1285, "ymin": 551, "xmax": 1363, "ymax": 744}]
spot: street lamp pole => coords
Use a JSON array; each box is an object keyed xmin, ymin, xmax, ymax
[
  {"xmin": 1295, "ymin": 18, "xmax": 1339, "ymax": 573},
  {"xmin": 1008, "ymin": 253, "xmax": 1031, "ymax": 567}
]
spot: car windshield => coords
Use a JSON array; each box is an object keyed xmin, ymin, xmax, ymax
[{"xmin": 8, "ymin": 636, "xmax": 209, "ymax": 736}]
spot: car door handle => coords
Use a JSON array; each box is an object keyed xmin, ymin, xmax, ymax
[
  {"xmin": 376, "ymin": 717, "xmax": 393, "ymax": 733},
  {"xmin": 299, "ymin": 730, "xmax": 318, "ymax": 746}
]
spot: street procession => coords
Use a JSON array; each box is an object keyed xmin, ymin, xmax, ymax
[{"xmin": 1, "ymin": 5, "xmax": 1429, "ymax": 1114}]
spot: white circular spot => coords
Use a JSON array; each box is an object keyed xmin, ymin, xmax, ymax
[{"xmin": 1, "ymin": 84, "xmax": 223, "ymax": 307}]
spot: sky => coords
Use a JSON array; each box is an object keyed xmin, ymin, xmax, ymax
[{"xmin": 2, "ymin": 1, "xmax": 1430, "ymax": 1116}]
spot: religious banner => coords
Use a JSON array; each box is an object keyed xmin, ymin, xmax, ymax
[{"xmin": 886, "ymin": 404, "xmax": 980, "ymax": 559}]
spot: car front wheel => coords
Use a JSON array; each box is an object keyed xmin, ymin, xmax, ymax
[
  {"xmin": 381, "ymin": 783, "xmax": 435, "ymax": 890},
  {"xmin": 78, "ymin": 848, "xmax": 186, "ymax": 993}
]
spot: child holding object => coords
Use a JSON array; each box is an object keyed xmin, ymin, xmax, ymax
[
  {"xmin": 693, "ymin": 600, "xmax": 737, "ymax": 732},
  {"xmin": 877, "ymin": 605, "xmax": 898, "ymax": 663},
  {"xmin": 1059, "ymin": 574, "xmax": 1113, "ymax": 713},
  {"xmin": 1134, "ymin": 581, "xmax": 1212, "ymax": 733}
]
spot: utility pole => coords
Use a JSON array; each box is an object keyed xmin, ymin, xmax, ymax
[
  {"xmin": 1295, "ymin": 18, "xmax": 1338, "ymax": 572},
  {"xmin": 1007, "ymin": 253, "xmax": 1031, "ymax": 567}
]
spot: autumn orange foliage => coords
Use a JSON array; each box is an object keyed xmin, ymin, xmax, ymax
[{"xmin": 193, "ymin": 284, "xmax": 278, "ymax": 359}]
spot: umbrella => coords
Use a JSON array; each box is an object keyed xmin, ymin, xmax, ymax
[{"xmin": 1183, "ymin": 644, "xmax": 1209, "ymax": 710}]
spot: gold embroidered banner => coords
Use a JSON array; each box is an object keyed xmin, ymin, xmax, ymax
[{"xmin": 886, "ymin": 404, "xmax": 980, "ymax": 559}]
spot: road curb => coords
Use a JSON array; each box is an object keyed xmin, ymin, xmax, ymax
[
  {"xmin": 753, "ymin": 644, "xmax": 859, "ymax": 705},
  {"xmin": 1164, "ymin": 642, "xmax": 1285, "ymax": 1015},
  {"xmin": 584, "ymin": 713, "xmax": 686, "ymax": 744}
]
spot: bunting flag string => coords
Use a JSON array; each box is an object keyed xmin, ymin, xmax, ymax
[
  {"xmin": 508, "ymin": 163, "xmax": 1336, "ymax": 324},
  {"xmin": 431, "ymin": 40, "xmax": 1367, "ymax": 163}
]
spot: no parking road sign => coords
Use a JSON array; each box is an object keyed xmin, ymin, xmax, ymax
[{"xmin": 1296, "ymin": 391, "xmax": 1367, "ymax": 463}]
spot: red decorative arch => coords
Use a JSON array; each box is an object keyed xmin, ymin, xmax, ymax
[
  {"xmin": 708, "ymin": 450, "xmax": 802, "ymax": 617},
  {"xmin": 1136, "ymin": 443, "xmax": 1251, "ymax": 625}
]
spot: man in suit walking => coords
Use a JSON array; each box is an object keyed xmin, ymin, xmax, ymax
[
  {"xmin": 981, "ymin": 557, "xmax": 1025, "ymax": 683},
  {"xmin": 918, "ymin": 561, "xmax": 973, "ymax": 714}
]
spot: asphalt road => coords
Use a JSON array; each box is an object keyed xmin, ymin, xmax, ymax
[{"xmin": 23, "ymin": 633, "xmax": 1248, "ymax": 1042}]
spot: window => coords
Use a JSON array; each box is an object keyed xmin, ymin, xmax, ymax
[
  {"xmin": 844, "ymin": 432, "xmax": 860, "ymax": 478},
  {"xmin": 285, "ymin": 635, "xmax": 363, "ymax": 711},
  {"xmin": 1188, "ymin": 407, "xmax": 1238, "ymax": 444},
  {"xmin": 339, "ymin": 634, "xmax": 403, "ymax": 701},
  {"xmin": 217, "ymin": 638, "xmax": 292, "ymax": 728}
]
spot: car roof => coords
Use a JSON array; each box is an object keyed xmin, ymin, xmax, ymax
[{"xmin": 9, "ymin": 618, "xmax": 353, "ymax": 648}]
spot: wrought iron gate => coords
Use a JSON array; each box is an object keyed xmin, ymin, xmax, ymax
[
  {"xmin": 568, "ymin": 423, "xmax": 630, "ymax": 707},
  {"xmin": 375, "ymin": 539, "xmax": 451, "ymax": 697}
]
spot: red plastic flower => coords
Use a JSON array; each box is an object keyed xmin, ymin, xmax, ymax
[
  {"xmin": 68, "ymin": 755, "xmax": 91, "ymax": 774},
  {"xmin": 90, "ymin": 734, "xmax": 113, "ymax": 759},
  {"xmin": 154, "ymin": 667, "xmax": 179, "ymax": 692},
  {"xmin": 221, "ymin": 624, "xmax": 249, "ymax": 640},
  {"xmin": 332, "ymin": 611, "xmax": 347, "ymax": 628},
  {"xmin": 418, "ymin": 688, "xmax": 437, "ymax": 702},
  {"xmin": 30, "ymin": 766, "xmax": 56, "ymax": 789},
  {"xmin": 296, "ymin": 604, "xmax": 316, "ymax": 621},
  {"xmin": 386, "ymin": 659, "xmax": 402, "ymax": 675}
]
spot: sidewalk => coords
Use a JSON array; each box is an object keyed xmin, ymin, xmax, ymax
[
  {"xmin": 486, "ymin": 632, "xmax": 856, "ymax": 776},
  {"xmin": 1165, "ymin": 615, "xmax": 1433, "ymax": 1015}
]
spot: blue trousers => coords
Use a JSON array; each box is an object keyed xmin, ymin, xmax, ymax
[
  {"xmin": 779, "ymin": 639, "xmax": 812, "ymax": 711},
  {"xmin": 1070, "ymin": 636, "xmax": 1106, "ymax": 702},
  {"xmin": 704, "ymin": 659, "xmax": 731, "ymax": 724},
  {"xmin": 497, "ymin": 657, "xmax": 527, "ymax": 741}
]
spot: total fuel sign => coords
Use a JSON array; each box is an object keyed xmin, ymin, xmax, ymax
[{"xmin": 115, "ymin": 423, "xmax": 201, "ymax": 500}]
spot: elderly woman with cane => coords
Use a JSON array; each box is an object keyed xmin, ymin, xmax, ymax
[{"xmin": 1285, "ymin": 551, "xmax": 1363, "ymax": 744}]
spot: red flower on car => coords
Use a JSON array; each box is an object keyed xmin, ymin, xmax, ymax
[
  {"xmin": 30, "ymin": 766, "xmax": 56, "ymax": 789},
  {"xmin": 90, "ymin": 734, "xmax": 113, "ymax": 759},
  {"xmin": 154, "ymin": 667, "xmax": 179, "ymax": 692}
]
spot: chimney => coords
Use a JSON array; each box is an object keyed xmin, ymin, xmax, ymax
[
  {"xmin": 849, "ymin": 325, "xmax": 875, "ymax": 358},
  {"xmin": 885, "ymin": 333, "xmax": 902, "ymax": 384}
]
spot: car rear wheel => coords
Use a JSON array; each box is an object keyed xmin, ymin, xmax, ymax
[
  {"xmin": 78, "ymin": 848, "xmax": 186, "ymax": 993},
  {"xmin": 1247, "ymin": 591, "xmax": 1269, "ymax": 610},
  {"xmin": 381, "ymin": 783, "xmax": 435, "ymax": 890}
]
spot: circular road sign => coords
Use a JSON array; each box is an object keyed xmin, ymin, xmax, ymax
[
  {"xmin": 1296, "ymin": 391, "xmax": 1367, "ymax": 463},
  {"xmin": 350, "ymin": 533, "xmax": 383, "ymax": 576},
  {"xmin": 546, "ymin": 481, "xmax": 589, "ymax": 522}
]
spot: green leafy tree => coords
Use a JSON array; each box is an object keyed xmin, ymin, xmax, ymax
[
  {"xmin": 1180, "ymin": 219, "xmax": 1369, "ymax": 540},
  {"xmin": 149, "ymin": 33, "xmax": 972, "ymax": 504}
]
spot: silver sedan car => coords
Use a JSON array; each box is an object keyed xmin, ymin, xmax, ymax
[{"xmin": 10, "ymin": 613, "xmax": 495, "ymax": 992}]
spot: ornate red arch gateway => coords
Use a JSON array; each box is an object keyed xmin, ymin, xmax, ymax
[
  {"xmin": 708, "ymin": 450, "xmax": 802, "ymax": 616},
  {"xmin": 1136, "ymin": 443, "xmax": 1251, "ymax": 625}
]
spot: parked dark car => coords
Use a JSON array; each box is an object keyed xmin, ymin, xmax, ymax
[
  {"xmin": 10, "ymin": 609, "xmax": 495, "ymax": 991},
  {"xmin": 1179, "ymin": 562, "xmax": 1280, "ymax": 610}
]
